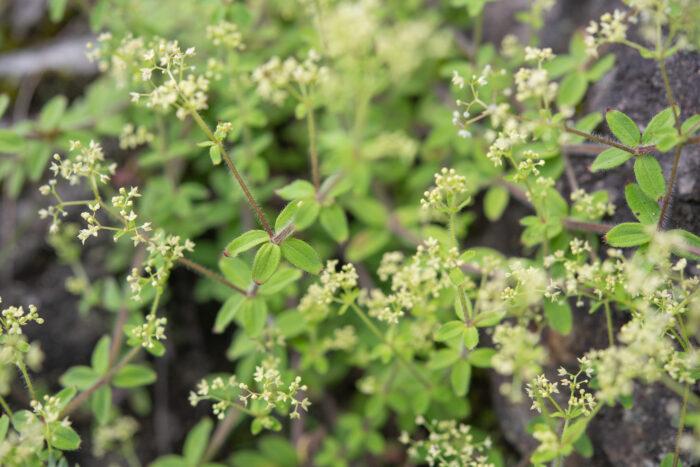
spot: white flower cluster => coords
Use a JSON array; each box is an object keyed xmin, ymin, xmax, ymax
[
  {"xmin": 364, "ymin": 131, "xmax": 418, "ymax": 162},
  {"xmin": 126, "ymin": 231, "xmax": 195, "ymax": 300},
  {"xmin": 492, "ymin": 323, "xmax": 546, "ymax": 402},
  {"xmin": 0, "ymin": 298, "xmax": 44, "ymax": 336},
  {"xmin": 401, "ymin": 417, "xmax": 494, "ymax": 467},
  {"xmin": 131, "ymin": 314, "xmax": 167, "ymax": 350},
  {"xmin": 92, "ymin": 416, "xmax": 139, "ymax": 458},
  {"xmin": 119, "ymin": 124, "xmax": 154, "ymax": 150},
  {"xmin": 298, "ymin": 260, "xmax": 358, "ymax": 321},
  {"xmin": 485, "ymin": 120, "xmax": 530, "ymax": 167},
  {"xmin": 104, "ymin": 36, "xmax": 210, "ymax": 120},
  {"xmin": 206, "ymin": 21, "xmax": 244, "ymax": 50},
  {"xmin": 420, "ymin": 168, "xmax": 470, "ymax": 213},
  {"xmin": 38, "ymin": 140, "xmax": 116, "ymax": 234},
  {"xmin": 189, "ymin": 359, "xmax": 310, "ymax": 421},
  {"xmin": 30, "ymin": 395, "xmax": 68, "ymax": 424},
  {"xmin": 570, "ymin": 189, "xmax": 616, "ymax": 220},
  {"xmin": 252, "ymin": 49, "xmax": 328, "ymax": 105},
  {"xmin": 584, "ymin": 10, "xmax": 633, "ymax": 58},
  {"xmin": 362, "ymin": 240, "xmax": 459, "ymax": 324}
]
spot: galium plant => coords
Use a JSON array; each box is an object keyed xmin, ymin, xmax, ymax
[{"xmin": 0, "ymin": 0, "xmax": 699, "ymax": 465}]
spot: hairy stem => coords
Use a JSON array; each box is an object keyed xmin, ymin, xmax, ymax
[
  {"xmin": 60, "ymin": 345, "xmax": 141, "ymax": 418},
  {"xmin": 0, "ymin": 394, "xmax": 13, "ymax": 418},
  {"xmin": 190, "ymin": 110, "xmax": 272, "ymax": 236},
  {"xmin": 306, "ymin": 102, "xmax": 320, "ymax": 191},
  {"xmin": 17, "ymin": 360, "xmax": 36, "ymax": 402},
  {"xmin": 176, "ymin": 256, "xmax": 248, "ymax": 296},
  {"xmin": 603, "ymin": 300, "xmax": 614, "ymax": 347},
  {"xmin": 673, "ymin": 382, "xmax": 689, "ymax": 467},
  {"xmin": 657, "ymin": 143, "xmax": 682, "ymax": 231}
]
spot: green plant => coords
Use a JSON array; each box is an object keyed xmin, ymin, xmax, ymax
[{"xmin": 0, "ymin": 0, "xmax": 699, "ymax": 466}]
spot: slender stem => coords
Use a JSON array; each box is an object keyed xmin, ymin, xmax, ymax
[
  {"xmin": 658, "ymin": 59, "xmax": 681, "ymax": 132},
  {"xmin": 199, "ymin": 408, "xmax": 240, "ymax": 465},
  {"xmin": 472, "ymin": 9, "xmax": 483, "ymax": 52},
  {"xmin": 562, "ymin": 125, "xmax": 637, "ymax": 154},
  {"xmin": 603, "ymin": 301, "xmax": 614, "ymax": 347},
  {"xmin": 190, "ymin": 110, "xmax": 273, "ymax": 236},
  {"xmin": 673, "ymin": 382, "xmax": 689, "ymax": 467},
  {"xmin": 60, "ymin": 345, "xmax": 141, "ymax": 418},
  {"xmin": 349, "ymin": 303, "xmax": 432, "ymax": 390},
  {"xmin": 17, "ymin": 360, "xmax": 36, "ymax": 402},
  {"xmin": 176, "ymin": 257, "xmax": 248, "ymax": 296},
  {"xmin": 657, "ymin": 143, "xmax": 682, "ymax": 231},
  {"xmin": 661, "ymin": 375, "xmax": 700, "ymax": 409},
  {"xmin": 306, "ymin": 99, "xmax": 320, "ymax": 191},
  {"xmin": 0, "ymin": 394, "xmax": 13, "ymax": 418},
  {"xmin": 563, "ymin": 218, "xmax": 612, "ymax": 234}
]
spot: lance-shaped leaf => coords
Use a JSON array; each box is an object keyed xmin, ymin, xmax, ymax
[
  {"xmin": 225, "ymin": 230, "xmax": 270, "ymax": 257},
  {"xmin": 633, "ymin": 155, "xmax": 665, "ymax": 201},
  {"xmin": 625, "ymin": 183, "xmax": 660, "ymax": 225},
  {"xmin": 280, "ymin": 238, "xmax": 323, "ymax": 275},
  {"xmin": 606, "ymin": 109, "xmax": 640, "ymax": 146},
  {"xmin": 591, "ymin": 147, "xmax": 632, "ymax": 172},
  {"xmin": 252, "ymin": 243, "xmax": 281, "ymax": 284},
  {"xmin": 604, "ymin": 222, "xmax": 650, "ymax": 247}
]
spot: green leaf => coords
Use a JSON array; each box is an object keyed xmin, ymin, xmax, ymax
[
  {"xmin": 39, "ymin": 95, "xmax": 68, "ymax": 130},
  {"xmin": 641, "ymin": 107, "xmax": 676, "ymax": 145},
  {"xmin": 150, "ymin": 455, "xmax": 188, "ymax": 467},
  {"xmin": 544, "ymin": 300, "xmax": 572, "ymax": 335},
  {"xmin": 346, "ymin": 198, "xmax": 388, "ymax": 228},
  {"xmin": 346, "ymin": 229, "xmax": 390, "ymax": 262},
  {"xmin": 275, "ymin": 201, "xmax": 300, "ymax": 233},
  {"xmin": 258, "ymin": 268, "xmax": 302, "ymax": 296},
  {"xmin": 434, "ymin": 321, "xmax": 464, "ymax": 342},
  {"xmin": 633, "ymin": 155, "xmax": 665, "ymax": 201},
  {"xmin": 49, "ymin": 0, "xmax": 69, "ymax": 21},
  {"xmin": 218, "ymin": 257, "xmax": 251, "ymax": 290},
  {"xmin": 585, "ymin": 54, "xmax": 615, "ymax": 81},
  {"xmin": 625, "ymin": 183, "xmax": 660, "ymax": 225},
  {"xmin": 213, "ymin": 294, "xmax": 245, "ymax": 333},
  {"xmin": 225, "ymin": 230, "xmax": 270, "ymax": 257},
  {"xmin": 320, "ymin": 204, "xmax": 349, "ymax": 242},
  {"xmin": 91, "ymin": 335, "xmax": 111, "ymax": 375},
  {"xmin": 293, "ymin": 199, "xmax": 320, "ymax": 230},
  {"xmin": 55, "ymin": 387, "xmax": 77, "ymax": 409},
  {"xmin": 280, "ymin": 238, "xmax": 323, "ymax": 275},
  {"xmin": 605, "ymin": 222, "xmax": 651, "ymax": 247},
  {"xmin": 252, "ymin": 243, "xmax": 281, "ymax": 284},
  {"xmin": 450, "ymin": 360, "xmax": 471, "ymax": 396},
  {"xmin": 557, "ymin": 73, "xmax": 587, "ymax": 107},
  {"xmin": 681, "ymin": 115, "xmax": 700, "ymax": 134},
  {"xmin": 0, "ymin": 94, "xmax": 9, "ymax": 118},
  {"xmin": 60, "ymin": 366, "xmax": 99, "ymax": 390},
  {"xmin": 241, "ymin": 298, "xmax": 267, "ymax": 337},
  {"xmin": 468, "ymin": 348, "xmax": 496, "ymax": 368},
  {"xmin": 209, "ymin": 145, "xmax": 222, "ymax": 165},
  {"xmin": 91, "ymin": 385, "xmax": 112, "ymax": 424},
  {"xmin": 606, "ymin": 110, "xmax": 640, "ymax": 146},
  {"xmin": 463, "ymin": 326, "xmax": 479, "ymax": 349},
  {"xmin": 590, "ymin": 147, "xmax": 633, "ymax": 172},
  {"xmin": 113, "ymin": 364, "xmax": 157, "ymax": 388},
  {"xmin": 427, "ymin": 349, "xmax": 459, "ymax": 370},
  {"xmin": 0, "ymin": 130, "xmax": 25, "ymax": 153},
  {"xmin": 276, "ymin": 180, "xmax": 315, "ymax": 200},
  {"xmin": 483, "ymin": 185, "xmax": 509, "ymax": 221},
  {"xmin": 50, "ymin": 424, "xmax": 81, "ymax": 450},
  {"xmin": 183, "ymin": 418, "xmax": 213, "ymax": 465},
  {"xmin": 562, "ymin": 418, "xmax": 588, "ymax": 444},
  {"xmin": 660, "ymin": 453, "xmax": 684, "ymax": 467},
  {"xmin": 573, "ymin": 434, "xmax": 593, "ymax": 457},
  {"xmin": 0, "ymin": 415, "xmax": 9, "ymax": 441},
  {"xmin": 670, "ymin": 229, "xmax": 700, "ymax": 261}
]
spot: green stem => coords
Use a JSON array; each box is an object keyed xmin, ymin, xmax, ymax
[
  {"xmin": 305, "ymin": 99, "xmax": 320, "ymax": 190},
  {"xmin": 349, "ymin": 303, "xmax": 432, "ymax": 390},
  {"xmin": 17, "ymin": 360, "xmax": 36, "ymax": 402},
  {"xmin": 176, "ymin": 257, "xmax": 248, "ymax": 296},
  {"xmin": 0, "ymin": 394, "xmax": 13, "ymax": 419},
  {"xmin": 673, "ymin": 382, "xmax": 689, "ymax": 467},
  {"xmin": 661, "ymin": 375, "xmax": 700, "ymax": 409},
  {"xmin": 657, "ymin": 143, "xmax": 681, "ymax": 231},
  {"xmin": 472, "ymin": 9, "xmax": 483, "ymax": 53},
  {"xmin": 603, "ymin": 301, "xmax": 614, "ymax": 347},
  {"xmin": 190, "ymin": 110, "xmax": 273, "ymax": 236}
]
